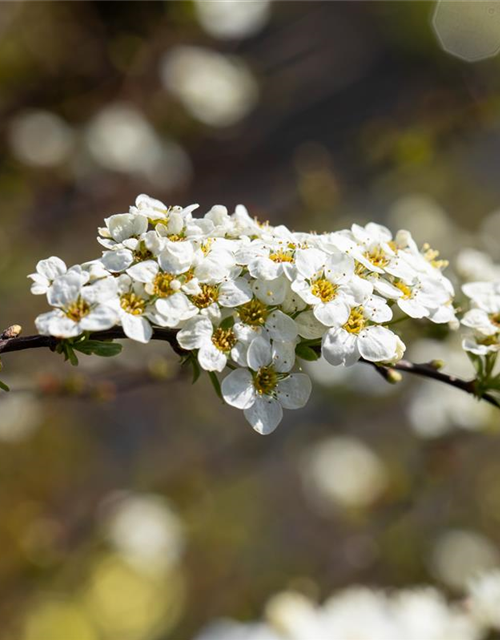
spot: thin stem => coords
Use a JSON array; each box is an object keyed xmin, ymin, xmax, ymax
[{"xmin": 1, "ymin": 328, "xmax": 499, "ymax": 409}]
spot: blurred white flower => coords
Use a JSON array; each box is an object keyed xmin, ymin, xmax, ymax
[
  {"xmin": 161, "ymin": 46, "xmax": 258, "ymax": 127},
  {"xmin": 433, "ymin": 0, "xmax": 500, "ymax": 62},
  {"xmin": 407, "ymin": 339, "xmax": 492, "ymax": 438},
  {"xmin": 85, "ymin": 103, "xmax": 191, "ymax": 187},
  {"xmin": 456, "ymin": 248, "xmax": 500, "ymax": 283},
  {"xmin": 0, "ymin": 392, "xmax": 42, "ymax": 442},
  {"xmin": 196, "ymin": 581, "xmax": 492, "ymax": 640},
  {"xmin": 388, "ymin": 194, "xmax": 460, "ymax": 254},
  {"xmin": 467, "ymin": 570, "xmax": 500, "ymax": 630},
  {"xmin": 101, "ymin": 492, "xmax": 184, "ymax": 576},
  {"xmin": 431, "ymin": 529, "xmax": 500, "ymax": 590},
  {"xmin": 8, "ymin": 110, "xmax": 75, "ymax": 167},
  {"xmin": 194, "ymin": 0, "xmax": 271, "ymax": 40},
  {"xmin": 301, "ymin": 436, "xmax": 388, "ymax": 511}
]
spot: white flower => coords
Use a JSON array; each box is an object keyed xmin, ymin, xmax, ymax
[
  {"xmin": 110, "ymin": 275, "xmax": 155, "ymax": 343},
  {"xmin": 462, "ymin": 281, "xmax": 500, "ymax": 354},
  {"xmin": 176, "ymin": 316, "xmax": 241, "ymax": 372},
  {"xmin": 221, "ymin": 337, "xmax": 312, "ymax": 434},
  {"xmin": 28, "ymin": 256, "xmax": 67, "ymax": 295},
  {"xmin": 291, "ymin": 248, "xmax": 371, "ymax": 327},
  {"xmin": 35, "ymin": 272, "xmax": 118, "ymax": 338},
  {"xmin": 322, "ymin": 296, "xmax": 398, "ymax": 366}
]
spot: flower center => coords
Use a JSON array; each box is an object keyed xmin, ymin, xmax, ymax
[
  {"xmin": 364, "ymin": 247, "xmax": 389, "ymax": 269},
  {"xmin": 311, "ymin": 278, "xmax": 338, "ymax": 303},
  {"xmin": 422, "ymin": 243, "xmax": 448, "ymax": 269},
  {"xmin": 253, "ymin": 366, "xmax": 278, "ymax": 395},
  {"xmin": 133, "ymin": 242, "xmax": 154, "ymax": 262},
  {"xmin": 343, "ymin": 307, "xmax": 366, "ymax": 334},
  {"xmin": 238, "ymin": 299, "xmax": 269, "ymax": 326},
  {"xmin": 269, "ymin": 250, "xmax": 294, "ymax": 263},
  {"xmin": 120, "ymin": 292, "xmax": 145, "ymax": 315},
  {"xmin": 192, "ymin": 284, "xmax": 219, "ymax": 308},
  {"xmin": 167, "ymin": 233, "xmax": 185, "ymax": 242},
  {"xmin": 201, "ymin": 239, "xmax": 213, "ymax": 255},
  {"xmin": 490, "ymin": 313, "xmax": 500, "ymax": 328},
  {"xmin": 211, "ymin": 328, "xmax": 237, "ymax": 352},
  {"xmin": 479, "ymin": 335, "xmax": 498, "ymax": 346},
  {"xmin": 65, "ymin": 298, "xmax": 90, "ymax": 322},
  {"xmin": 153, "ymin": 273, "xmax": 176, "ymax": 298},
  {"xmin": 394, "ymin": 281, "xmax": 412, "ymax": 299}
]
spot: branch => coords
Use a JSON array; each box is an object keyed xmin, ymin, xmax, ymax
[
  {"xmin": 362, "ymin": 360, "xmax": 500, "ymax": 409},
  {"xmin": 0, "ymin": 327, "xmax": 185, "ymax": 357},
  {"xmin": 1, "ymin": 327, "xmax": 499, "ymax": 409}
]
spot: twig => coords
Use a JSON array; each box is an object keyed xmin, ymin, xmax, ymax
[{"xmin": 360, "ymin": 360, "xmax": 500, "ymax": 409}]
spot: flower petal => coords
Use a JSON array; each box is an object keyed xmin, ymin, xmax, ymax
[
  {"xmin": 198, "ymin": 343, "xmax": 227, "ymax": 372},
  {"xmin": 221, "ymin": 368, "xmax": 255, "ymax": 409},
  {"xmin": 322, "ymin": 328, "xmax": 359, "ymax": 366},
  {"xmin": 247, "ymin": 336, "xmax": 272, "ymax": 371},
  {"xmin": 244, "ymin": 396, "xmax": 283, "ymax": 435},
  {"xmin": 177, "ymin": 317, "xmax": 213, "ymax": 350},
  {"xmin": 357, "ymin": 326, "xmax": 398, "ymax": 362},
  {"xmin": 277, "ymin": 374, "xmax": 312, "ymax": 409},
  {"xmin": 121, "ymin": 313, "xmax": 152, "ymax": 344}
]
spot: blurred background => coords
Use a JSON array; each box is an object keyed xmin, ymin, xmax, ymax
[{"xmin": 1, "ymin": 2, "xmax": 500, "ymax": 639}]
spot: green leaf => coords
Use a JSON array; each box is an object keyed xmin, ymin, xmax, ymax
[
  {"xmin": 190, "ymin": 356, "xmax": 201, "ymax": 384},
  {"xmin": 208, "ymin": 371, "xmax": 223, "ymax": 401},
  {"xmin": 73, "ymin": 340, "xmax": 122, "ymax": 358},
  {"xmin": 295, "ymin": 342, "xmax": 320, "ymax": 362},
  {"xmin": 219, "ymin": 315, "xmax": 235, "ymax": 331},
  {"xmin": 65, "ymin": 344, "xmax": 79, "ymax": 367},
  {"xmin": 0, "ymin": 380, "xmax": 10, "ymax": 392}
]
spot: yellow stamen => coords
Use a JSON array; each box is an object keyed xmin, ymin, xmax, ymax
[
  {"xmin": 422, "ymin": 243, "xmax": 449, "ymax": 269},
  {"xmin": 311, "ymin": 278, "xmax": 338, "ymax": 303},
  {"xmin": 120, "ymin": 292, "xmax": 145, "ymax": 315},
  {"xmin": 364, "ymin": 247, "xmax": 389, "ymax": 269},
  {"xmin": 212, "ymin": 328, "xmax": 237, "ymax": 352},
  {"xmin": 253, "ymin": 366, "xmax": 278, "ymax": 395},
  {"xmin": 201, "ymin": 239, "xmax": 213, "ymax": 255},
  {"xmin": 343, "ymin": 307, "xmax": 366, "ymax": 334},
  {"xmin": 133, "ymin": 242, "xmax": 154, "ymax": 262},
  {"xmin": 153, "ymin": 273, "xmax": 176, "ymax": 298},
  {"xmin": 394, "ymin": 281, "xmax": 412, "ymax": 299},
  {"xmin": 65, "ymin": 298, "xmax": 90, "ymax": 322},
  {"xmin": 237, "ymin": 299, "xmax": 269, "ymax": 326},
  {"xmin": 269, "ymin": 250, "xmax": 294, "ymax": 263},
  {"xmin": 192, "ymin": 284, "xmax": 219, "ymax": 308},
  {"xmin": 490, "ymin": 313, "xmax": 500, "ymax": 328}
]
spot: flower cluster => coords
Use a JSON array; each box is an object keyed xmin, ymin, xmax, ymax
[
  {"xmin": 194, "ymin": 571, "xmax": 500, "ymax": 640},
  {"xmin": 30, "ymin": 194, "xmax": 459, "ymax": 434},
  {"xmin": 461, "ymin": 281, "xmax": 500, "ymax": 356}
]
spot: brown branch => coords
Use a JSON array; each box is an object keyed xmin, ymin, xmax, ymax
[
  {"xmin": 1, "ymin": 328, "xmax": 499, "ymax": 409},
  {"xmin": 361, "ymin": 360, "xmax": 500, "ymax": 409}
]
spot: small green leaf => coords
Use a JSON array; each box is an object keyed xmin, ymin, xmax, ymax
[
  {"xmin": 65, "ymin": 344, "xmax": 79, "ymax": 367},
  {"xmin": 190, "ymin": 356, "xmax": 201, "ymax": 384},
  {"xmin": 74, "ymin": 340, "xmax": 122, "ymax": 357},
  {"xmin": 208, "ymin": 371, "xmax": 223, "ymax": 401},
  {"xmin": 295, "ymin": 342, "xmax": 320, "ymax": 362},
  {"xmin": 0, "ymin": 380, "xmax": 10, "ymax": 392},
  {"xmin": 219, "ymin": 315, "xmax": 235, "ymax": 331}
]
